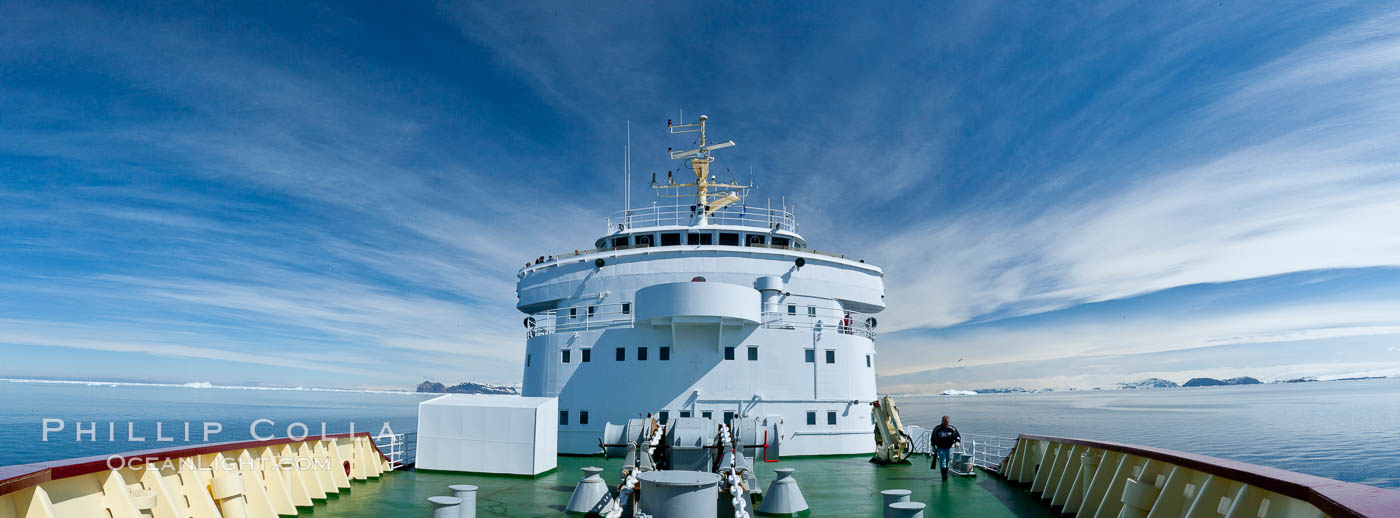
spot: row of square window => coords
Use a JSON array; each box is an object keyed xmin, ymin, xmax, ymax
[
  {"xmin": 605, "ymin": 233, "xmax": 794, "ymax": 248},
  {"xmin": 564, "ymin": 303, "xmax": 829, "ymax": 319},
  {"xmin": 558, "ymin": 409, "xmax": 840, "ymax": 427},
  {"xmin": 569, "ymin": 304, "xmax": 630, "ymax": 318},
  {"xmin": 541, "ymin": 346, "xmax": 872, "ymax": 367},
  {"xmin": 552, "ymin": 346, "xmax": 671, "ymax": 364}
]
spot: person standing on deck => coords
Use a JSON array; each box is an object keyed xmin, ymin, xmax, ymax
[{"xmin": 931, "ymin": 415, "xmax": 961, "ymax": 480}]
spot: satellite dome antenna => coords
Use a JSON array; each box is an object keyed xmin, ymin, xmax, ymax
[{"xmin": 661, "ymin": 114, "xmax": 746, "ymax": 225}]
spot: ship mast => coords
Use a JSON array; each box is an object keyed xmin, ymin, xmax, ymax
[{"xmin": 661, "ymin": 114, "xmax": 750, "ymax": 225}]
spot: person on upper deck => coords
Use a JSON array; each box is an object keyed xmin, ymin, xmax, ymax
[{"xmin": 931, "ymin": 415, "xmax": 961, "ymax": 480}]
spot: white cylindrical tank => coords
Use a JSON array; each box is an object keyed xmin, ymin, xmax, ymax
[
  {"xmin": 636, "ymin": 470, "xmax": 721, "ymax": 518},
  {"xmin": 448, "ymin": 485, "xmax": 478, "ymax": 518},
  {"xmin": 427, "ymin": 496, "xmax": 462, "ymax": 518},
  {"xmin": 881, "ymin": 489, "xmax": 911, "ymax": 518}
]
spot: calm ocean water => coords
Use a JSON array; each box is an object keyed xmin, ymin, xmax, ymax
[
  {"xmin": 896, "ymin": 378, "xmax": 1400, "ymax": 489},
  {"xmin": 2, "ymin": 377, "xmax": 1396, "ymax": 488}
]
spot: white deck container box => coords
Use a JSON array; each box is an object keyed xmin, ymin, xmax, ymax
[{"xmin": 415, "ymin": 394, "xmax": 558, "ymax": 476}]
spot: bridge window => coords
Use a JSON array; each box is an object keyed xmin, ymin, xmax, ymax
[
  {"xmin": 560, "ymin": 410, "xmax": 568, "ymax": 426},
  {"xmin": 661, "ymin": 233, "xmax": 681, "ymax": 246},
  {"xmin": 866, "ymin": 354, "xmax": 871, "ymax": 368},
  {"xmin": 659, "ymin": 411, "xmax": 669, "ymax": 424},
  {"xmin": 718, "ymin": 233, "xmax": 739, "ymax": 246},
  {"xmin": 635, "ymin": 234, "xmax": 653, "ymax": 247},
  {"xmin": 724, "ymin": 411, "xmax": 735, "ymax": 424},
  {"xmin": 827, "ymin": 411, "xmax": 837, "ymax": 425},
  {"xmin": 688, "ymin": 233, "xmax": 713, "ymax": 245},
  {"xmin": 588, "ymin": 306, "xmax": 596, "ymax": 317},
  {"xmin": 616, "ymin": 347, "xmax": 626, "ymax": 361},
  {"xmin": 772, "ymin": 237, "xmax": 790, "ymax": 247},
  {"xmin": 561, "ymin": 350, "xmax": 570, "ymax": 364},
  {"xmin": 807, "ymin": 306, "xmax": 816, "ymax": 317},
  {"xmin": 826, "ymin": 350, "xmax": 836, "ymax": 364},
  {"xmin": 580, "ymin": 411, "xmax": 589, "ymax": 425},
  {"xmin": 787, "ymin": 304, "xmax": 797, "ymax": 315},
  {"xmin": 659, "ymin": 346, "xmax": 671, "ymax": 361},
  {"xmin": 747, "ymin": 346, "xmax": 759, "ymax": 361},
  {"xmin": 570, "ymin": 308, "xmax": 577, "ymax": 319},
  {"xmin": 806, "ymin": 411, "xmax": 816, "ymax": 426},
  {"xmin": 746, "ymin": 234, "xmax": 765, "ymax": 246},
  {"xmin": 622, "ymin": 302, "xmax": 631, "ymax": 314},
  {"xmin": 680, "ymin": 410, "xmax": 692, "ymax": 418},
  {"xmin": 724, "ymin": 346, "xmax": 736, "ymax": 360},
  {"xmin": 637, "ymin": 347, "xmax": 648, "ymax": 361},
  {"xmin": 702, "ymin": 410, "xmax": 713, "ymax": 419},
  {"xmin": 805, "ymin": 349, "xmax": 815, "ymax": 363},
  {"xmin": 613, "ymin": 236, "xmax": 629, "ymax": 248},
  {"xmin": 582, "ymin": 348, "xmax": 591, "ymax": 363}
]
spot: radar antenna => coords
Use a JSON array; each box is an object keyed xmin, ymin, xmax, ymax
[{"xmin": 661, "ymin": 115, "xmax": 752, "ymax": 224}]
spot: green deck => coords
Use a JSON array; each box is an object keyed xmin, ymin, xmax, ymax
[{"xmin": 314, "ymin": 455, "xmax": 1056, "ymax": 517}]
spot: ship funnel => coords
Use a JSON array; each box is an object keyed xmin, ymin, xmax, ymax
[{"xmin": 755, "ymin": 276, "xmax": 783, "ymax": 293}]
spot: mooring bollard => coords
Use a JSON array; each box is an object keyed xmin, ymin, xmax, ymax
[
  {"xmin": 566, "ymin": 467, "xmax": 612, "ymax": 516},
  {"xmin": 448, "ymin": 484, "xmax": 478, "ymax": 518},
  {"xmin": 756, "ymin": 468, "xmax": 809, "ymax": 517},
  {"xmin": 889, "ymin": 501, "xmax": 926, "ymax": 518},
  {"xmin": 427, "ymin": 495, "xmax": 462, "ymax": 518},
  {"xmin": 881, "ymin": 489, "xmax": 911, "ymax": 518}
]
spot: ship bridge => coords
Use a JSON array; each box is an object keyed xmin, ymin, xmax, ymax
[
  {"xmin": 516, "ymin": 114, "xmax": 885, "ymax": 456},
  {"xmin": 598, "ymin": 203, "xmax": 804, "ymax": 248}
]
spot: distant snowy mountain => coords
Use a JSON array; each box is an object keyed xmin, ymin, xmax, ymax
[
  {"xmin": 1183, "ymin": 377, "xmax": 1262, "ymax": 387},
  {"xmin": 940, "ymin": 389, "xmax": 977, "ymax": 396},
  {"xmin": 972, "ymin": 387, "xmax": 1031, "ymax": 394},
  {"xmin": 416, "ymin": 380, "xmax": 520, "ymax": 395},
  {"xmin": 1116, "ymin": 378, "xmax": 1180, "ymax": 389}
]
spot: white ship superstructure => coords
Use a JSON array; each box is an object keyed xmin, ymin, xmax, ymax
[{"xmin": 518, "ymin": 115, "xmax": 885, "ymax": 456}]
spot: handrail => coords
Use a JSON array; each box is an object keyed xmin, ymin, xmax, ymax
[
  {"xmin": 373, "ymin": 432, "xmax": 416, "ymax": 469},
  {"xmin": 607, "ymin": 203, "xmax": 797, "ymax": 233},
  {"xmin": 525, "ymin": 302, "xmax": 634, "ymax": 338},
  {"xmin": 525, "ymin": 301, "xmax": 878, "ymax": 340},
  {"xmin": 0, "ymin": 431, "xmax": 391, "ymax": 498},
  {"xmin": 961, "ymin": 432, "xmax": 1017, "ymax": 471},
  {"xmin": 1009, "ymin": 434, "xmax": 1400, "ymax": 518},
  {"xmin": 518, "ymin": 242, "xmax": 866, "ymax": 277},
  {"xmin": 760, "ymin": 302, "xmax": 877, "ymax": 340}
]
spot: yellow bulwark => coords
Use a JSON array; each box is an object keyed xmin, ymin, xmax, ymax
[
  {"xmin": 999, "ymin": 435, "xmax": 1400, "ymax": 518},
  {"xmin": 0, "ymin": 433, "xmax": 393, "ymax": 518}
]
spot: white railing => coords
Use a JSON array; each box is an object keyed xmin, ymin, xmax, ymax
[
  {"xmin": 963, "ymin": 433, "xmax": 1017, "ymax": 472},
  {"xmin": 523, "ymin": 301, "xmax": 878, "ymax": 340},
  {"xmin": 607, "ymin": 203, "xmax": 797, "ymax": 233},
  {"xmin": 373, "ymin": 432, "xmax": 415, "ymax": 470},
  {"xmin": 525, "ymin": 302, "xmax": 635, "ymax": 338},
  {"xmin": 905, "ymin": 429, "xmax": 1016, "ymax": 473},
  {"xmin": 519, "ymin": 241, "xmax": 865, "ymax": 276},
  {"xmin": 760, "ymin": 302, "xmax": 878, "ymax": 340}
]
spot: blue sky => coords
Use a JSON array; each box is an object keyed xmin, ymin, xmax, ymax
[{"xmin": 2, "ymin": 1, "xmax": 1398, "ymax": 391}]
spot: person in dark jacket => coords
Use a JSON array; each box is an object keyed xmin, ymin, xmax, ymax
[{"xmin": 931, "ymin": 415, "xmax": 961, "ymax": 479}]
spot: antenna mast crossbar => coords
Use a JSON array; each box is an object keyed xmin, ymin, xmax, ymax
[{"xmin": 658, "ymin": 114, "xmax": 750, "ymax": 223}]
